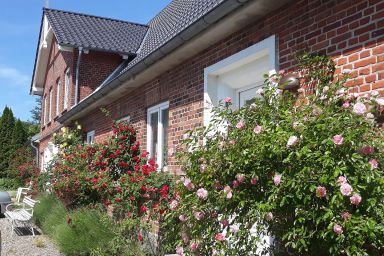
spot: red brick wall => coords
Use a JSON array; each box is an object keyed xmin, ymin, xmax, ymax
[
  {"xmin": 38, "ymin": 39, "xmax": 122, "ymax": 159},
  {"xmin": 76, "ymin": 50, "xmax": 122, "ymax": 101},
  {"xmin": 45, "ymin": 0, "xmax": 384, "ymax": 173}
]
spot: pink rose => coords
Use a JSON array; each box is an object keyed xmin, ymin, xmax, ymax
[
  {"xmin": 196, "ymin": 188, "xmax": 208, "ymax": 200},
  {"xmin": 251, "ymin": 178, "xmax": 257, "ymax": 185},
  {"xmin": 341, "ymin": 212, "xmax": 352, "ymax": 220},
  {"xmin": 229, "ymin": 140, "xmax": 236, "ymax": 145},
  {"xmin": 179, "ymin": 214, "xmax": 187, "ymax": 222},
  {"xmin": 287, "ymin": 136, "xmax": 299, "ymax": 147},
  {"xmin": 253, "ymin": 125, "xmax": 262, "ymax": 134},
  {"xmin": 333, "ymin": 224, "xmax": 343, "ymax": 235},
  {"xmin": 265, "ymin": 212, "xmax": 274, "ymax": 221},
  {"xmin": 194, "ymin": 211, "xmax": 204, "ymax": 220},
  {"xmin": 273, "ymin": 174, "xmax": 282, "ymax": 186},
  {"xmin": 236, "ymin": 121, "xmax": 245, "ymax": 129},
  {"xmin": 369, "ymin": 159, "xmax": 379, "ymax": 169},
  {"xmin": 316, "ymin": 186, "xmax": 327, "ymax": 198},
  {"xmin": 337, "ymin": 176, "xmax": 347, "ymax": 185},
  {"xmin": 359, "ymin": 146, "xmax": 375, "ymax": 155},
  {"xmin": 332, "ymin": 135, "xmax": 344, "ymax": 145},
  {"xmin": 342, "ymin": 101, "xmax": 350, "ymax": 109},
  {"xmin": 215, "ymin": 233, "xmax": 225, "ymax": 242},
  {"xmin": 223, "ymin": 185, "xmax": 232, "ymax": 199},
  {"xmin": 236, "ymin": 174, "xmax": 245, "ymax": 183},
  {"xmin": 169, "ymin": 200, "xmax": 179, "ymax": 211},
  {"xmin": 176, "ymin": 246, "xmax": 184, "ymax": 256},
  {"xmin": 353, "ymin": 102, "xmax": 367, "ymax": 115},
  {"xmin": 183, "ymin": 178, "xmax": 195, "ymax": 191},
  {"xmin": 350, "ymin": 194, "xmax": 362, "ymax": 205},
  {"xmin": 230, "ymin": 224, "xmax": 240, "ymax": 233},
  {"xmin": 340, "ymin": 183, "xmax": 353, "ymax": 196},
  {"xmin": 190, "ymin": 242, "xmax": 199, "ymax": 252},
  {"xmin": 221, "ymin": 219, "xmax": 229, "ymax": 227},
  {"xmin": 223, "ymin": 97, "xmax": 232, "ymax": 104},
  {"xmin": 233, "ymin": 180, "xmax": 239, "ymax": 188}
]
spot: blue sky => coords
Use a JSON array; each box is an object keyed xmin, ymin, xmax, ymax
[{"xmin": 0, "ymin": 0, "xmax": 171, "ymax": 121}]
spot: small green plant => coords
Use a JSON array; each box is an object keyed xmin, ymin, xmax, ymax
[{"xmin": 34, "ymin": 237, "xmax": 46, "ymax": 248}]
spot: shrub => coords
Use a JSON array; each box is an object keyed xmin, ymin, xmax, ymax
[
  {"xmin": 0, "ymin": 177, "xmax": 23, "ymax": 190},
  {"xmin": 54, "ymin": 209, "xmax": 115, "ymax": 255},
  {"xmin": 34, "ymin": 194, "xmax": 66, "ymax": 235},
  {"xmin": 166, "ymin": 54, "xmax": 384, "ymax": 255}
]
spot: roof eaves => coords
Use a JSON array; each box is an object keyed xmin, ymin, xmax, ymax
[{"xmin": 29, "ymin": 9, "xmax": 46, "ymax": 95}]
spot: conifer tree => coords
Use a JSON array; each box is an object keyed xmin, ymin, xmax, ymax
[{"xmin": 0, "ymin": 106, "xmax": 16, "ymax": 176}]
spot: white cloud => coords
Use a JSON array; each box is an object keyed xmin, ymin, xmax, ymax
[{"xmin": 0, "ymin": 66, "xmax": 29, "ymax": 87}]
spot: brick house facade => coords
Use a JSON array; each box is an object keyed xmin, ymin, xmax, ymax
[{"xmin": 31, "ymin": 0, "xmax": 384, "ymax": 173}]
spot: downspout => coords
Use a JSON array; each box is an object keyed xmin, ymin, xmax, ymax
[
  {"xmin": 75, "ymin": 47, "xmax": 83, "ymax": 105},
  {"xmin": 30, "ymin": 139, "xmax": 39, "ymax": 167}
]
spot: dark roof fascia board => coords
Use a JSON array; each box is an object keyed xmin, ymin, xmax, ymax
[
  {"xmin": 57, "ymin": 42, "xmax": 137, "ymax": 57},
  {"xmin": 58, "ymin": 0, "xmax": 249, "ymax": 124}
]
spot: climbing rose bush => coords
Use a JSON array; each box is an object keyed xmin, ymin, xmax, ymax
[
  {"xmin": 167, "ymin": 55, "xmax": 384, "ymax": 255},
  {"xmin": 48, "ymin": 121, "xmax": 175, "ymax": 222}
]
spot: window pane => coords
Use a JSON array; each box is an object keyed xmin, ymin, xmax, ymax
[
  {"xmin": 150, "ymin": 112, "xmax": 158, "ymax": 161},
  {"xmin": 161, "ymin": 108, "xmax": 169, "ymax": 167}
]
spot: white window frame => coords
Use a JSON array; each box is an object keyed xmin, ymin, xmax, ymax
[
  {"xmin": 146, "ymin": 101, "xmax": 169, "ymax": 169},
  {"xmin": 64, "ymin": 68, "xmax": 70, "ymax": 109},
  {"xmin": 56, "ymin": 80, "xmax": 61, "ymax": 115},
  {"xmin": 118, "ymin": 116, "xmax": 130, "ymax": 123},
  {"xmin": 203, "ymin": 35, "xmax": 277, "ymax": 126},
  {"xmin": 48, "ymin": 89, "xmax": 52, "ymax": 122},
  {"xmin": 86, "ymin": 130, "xmax": 95, "ymax": 144},
  {"xmin": 43, "ymin": 96, "xmax": 47, "ymax": 125}
]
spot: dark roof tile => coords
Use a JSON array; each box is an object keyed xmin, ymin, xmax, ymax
[
  {"xmin": 44, "ymin": 8, "xmax": 149, "ymax": 55},
  {"xmin": 121, "ymin": 0, "xmax": 224, "ymax": 72}
]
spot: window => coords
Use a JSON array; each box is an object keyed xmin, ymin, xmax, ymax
[
  {"xmin": 147, "ymin": 102, "xmax": 169, "ymax": 169},
  {"xmin": 118, "ymin": 116, "xmax": 130, "ymax": 122},
  {"xmin": 42, "ymin": 142, "xmax": 58, "ymax": 171},
  {"xmin": 48, "ymin": 88, "xmax": 52, "ymax": 122},
  {"xmin": 43, "ymin": 95, "xmax": 47, "ymax": 125},
  {"xmin": 64, "ymin": 68, "xmax": 70, "ymax": 109},
  {"xmin": 56, "ymin": 80, "xmax": 61, "ymax": 115},
  {"xmin": 86, "ymin": 130, "xmax": 95, "ymax": 144},
  {"xmin": 204, "ymin": 35, "xmax": 276, "ymax": 125}
]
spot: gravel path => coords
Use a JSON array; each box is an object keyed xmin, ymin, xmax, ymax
[{"xmin": 0, "ymin": 216, "xmax": 63, "ymax": 256}]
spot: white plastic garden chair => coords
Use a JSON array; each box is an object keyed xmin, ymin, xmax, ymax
[{"xmin": 5, "ymin": 196, "xmax": 39, "ymax": 237}]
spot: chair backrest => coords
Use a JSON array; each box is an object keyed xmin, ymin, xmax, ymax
[
  {"xmin": 22, "ymin": 197, "xmax": 38, "ymax": 215},
  {"xmin": 16, "ymin": 187, "xmax": 29, "ymax": 203}
]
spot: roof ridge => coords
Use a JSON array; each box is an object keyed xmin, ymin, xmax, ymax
[{"xmin": 43, "ymin": 7, "xmax": 149, "ymax": 28}]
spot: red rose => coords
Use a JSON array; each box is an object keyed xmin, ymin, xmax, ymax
[
  {"xmin": 115, "ymin": 197, "xmax": 122, "ymax": 203},
  {"xmin": 138, "ymin": 234, "xmax": 143, "ymax": 242},
  {"xmin": 140, "ymin": 205, "xmax": 148, "ymax": 213},
  {"xmin": 121, "ymin": 135, "xmax": 127, "ymax": 140}
]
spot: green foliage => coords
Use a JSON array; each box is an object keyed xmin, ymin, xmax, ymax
[
  {"xmin": 54, "ymin": 209, "xmax": 115, "ymax": 256},
  {"xmin": 0, "ymin": 177, "xmax": 23, "ymax": 190},
  {"xmin": 0, "ymin": 106, "xmax": 16, "ymax": 175},
  {"xmin": 166, "ymin": 55, "xmax": 384, "ymax": 255},
  {"xmin": 29, "ymin": 97, "xmax": 42, "ymax": 125},
  {"xmin": 34, "ymin": 194, "xmax": 66, "ymax": 235}
]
